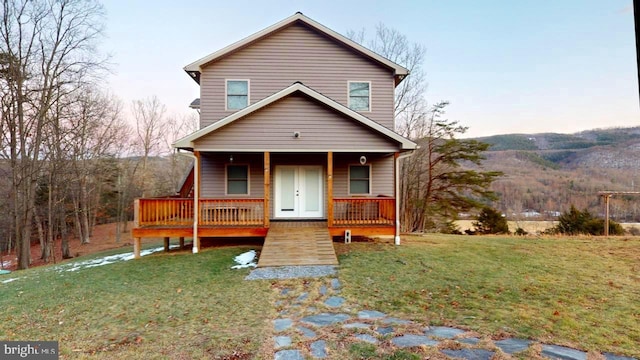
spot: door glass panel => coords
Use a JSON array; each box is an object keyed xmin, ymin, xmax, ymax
[
  {"xmin": 304, "ymin": 168, "xmax": 320, "ymax": 212},
  {"xmin": 280, "ymin": 168, "xmax": 295, "ymax": 211}
]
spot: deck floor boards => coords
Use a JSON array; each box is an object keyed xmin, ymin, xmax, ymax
[{"xmin": 257, "ymin": 221, "xmax": 339, "ymax": 267}]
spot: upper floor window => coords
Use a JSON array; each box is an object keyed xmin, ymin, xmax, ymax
[
  {"xmin": 226, "ymin": 80, "xmax": 249, "ymax": 110},
  {"xmin": 348, "ymin": 81, "xmax": 370, "ymax": 111}
]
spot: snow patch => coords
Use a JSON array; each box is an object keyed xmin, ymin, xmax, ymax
[
  {"xmin": 231, "ymin": 250, "xmax": 257, "ymax": 269},
  {"xmin": 54, "ymin": 245, "xmax": 178, "ymax": 272}
]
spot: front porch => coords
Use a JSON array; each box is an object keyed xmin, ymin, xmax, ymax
[
  {"xmin": 131, "ymin": 196, "xmax": 395, "ymax": 238},
  {"xmin": 131, "ymin": 151, "xmax": 400, "ymax": 264}
]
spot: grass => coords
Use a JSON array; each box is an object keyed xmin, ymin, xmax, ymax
[
  {"xmin": 337, "ymin": 235, "xmax": 640, "ymax": 357},
  {"xmin": 0, "ymin": 243, "xmax": 274, "ymax": 359},
  {"xmin": 2, "ymin": 235, "xmax": 639, "ymax": 358}
]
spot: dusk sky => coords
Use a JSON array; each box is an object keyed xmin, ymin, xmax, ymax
[{"xmin": 102, "ymin": 0, "xmax": 638, "ymax": 138}]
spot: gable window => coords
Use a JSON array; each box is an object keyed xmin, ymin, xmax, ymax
[
  {"xmin": 226, "ymin": 80, "xmax": 249, "ymax": 110},
  {"xmin": 226, "ymin": 164, "xmax": 249, "ymax": 195},
  {"xmin": 349, "ymin": 165, "xmax": 371, "ymax": 195},
  {"xmin": 348, "ymin": 81, "xmax": 370, "ymax": 111}
]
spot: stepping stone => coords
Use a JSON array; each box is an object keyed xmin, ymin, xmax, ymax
[
  {"xmin": 424, "ymin": 326, "xmax": 466, "ymax": 339},
  {"xmin": 280, "ymin": 288, "xmax": 290, "ymax": 296},
  {"xmin": 274, "ymin": 336, "xmax": 291, "ymax": 349},
  {"xmin": 541, "ymin": 344, "xmax": 587, "ymax": 360},
  {"xmin": 301, "ymin": 313, "xmax": 351, "ymax": 327},
  {"xmin": 319, "ymin": 285, "xmax": 327, "ymax": 295},
  {"xmin": 331, "ymin": 278, "xmax": 341, "ymax": 289},
  {"xmin": 376, "ymin": 326, "xmax": 394, "ymax": 335},
  {"xmin": 441, "ymin": 349, "xmax": 495, "ymax": 360},
  {"xmin": 603, "ymin": 353, "xmax": 637, "ymax": 360},
  {"xmin": 458, "ymin": 337, "xmax": 480, "ymax": 345},
  {"xmin": 358, "ymin": 310, "xmax": 386, "ymax": 319},
  {"xmin": 310, "ymin": 340, "xmax": 327, "ymax": 358},
  {"xmin": 343, "ymin": 322, "xmax": 371, "ymax": 329},
  {"xmin": 296, "ymin": 292, "xmax": 308, "ymax": 302},
  {"xmin": 274, "ymin": 318, "xmax": 293, "ymax": 332},
  {"xmin": 381, "ymin": 317, "xmax": 411, "ymax": 325},
  {"xmin": 495, "ymin": 338, "xmax": 531, "ymax": 354},
  {"xmin": 391, "ymin": 334, "xmax": 438, "ymax": 348},
  {"xmin": 602, "ymin": 353, "xmax": 637, "ymax": 360},
  {"xmin": 324, "ymin": 296, "xmax": 345, "ymax": 307},
  {"xmin": 354, "ymin": 334, "xmax": 379, "ymax": 344},
  {"xmin": 275, "ymin": 349, "xmax": 304, "ymax": 360},
  {"xmin": 297, "ymin": 325, "xmax": 317, "ymax": 338}
]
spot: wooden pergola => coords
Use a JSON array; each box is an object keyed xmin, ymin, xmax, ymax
[{"xmin": 598, "ymin": 191, "xmax": 640, "ymax": 236}]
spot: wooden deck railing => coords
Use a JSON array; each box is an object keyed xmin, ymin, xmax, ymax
[
  {"xmin": 136, "ymin": 198, "xmax": 264, "ymax": 227},
  {"xmin": 199, "ymin": 199, "xmax": 264, "ymax": 226},
  {"xmin": 137, "ymin": 198, "xmax": 194, "ymax": 226},
  {"xmin": 332, "ymin": 197, "xmax": 395, "ymax": 226}
]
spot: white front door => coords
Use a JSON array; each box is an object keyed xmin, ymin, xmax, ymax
[{"xmin": 275, "ymin": 165, "xmax": 323, "ymax": 218}]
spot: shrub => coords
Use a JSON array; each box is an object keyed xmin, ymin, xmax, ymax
[
  {"xmin": 553, "ymin": 205, "xmax": 624, "ymax": 235},
  {"xmin": 473, "ymin": 207, "xmax": 509, "ymax": 234},
  {"xmin": 514, "ymin": 227, "xmax": 528, "ymax": 236}
]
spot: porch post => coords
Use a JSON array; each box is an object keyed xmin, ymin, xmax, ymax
[
  {"xmin": 264, "ymin": 152, "xmax": 270, "ymax": 228},
  {"xmin": 192, "ymin": 150, "xmax": 200, "ymax": 253},
  {"xmin": 134, "ymin": 237, "xmax": 141, "ymax": 259},
  {"xmin": 394, "ymin": 152, "xmax": 401, "ymax": 245},
  {"xmin": 327, "ymin": 152, "xmax": 334, "ymax": 226}
]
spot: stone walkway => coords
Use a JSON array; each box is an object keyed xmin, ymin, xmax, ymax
[{"xmin": 258, "ymin": 272, "xmax": 637, "ymax": 360}]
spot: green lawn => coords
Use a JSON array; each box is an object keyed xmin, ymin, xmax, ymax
[
  {"xmin": 1, "ymin": 235, "xmax": 638, "ymax": 359},
  {"xmin": 338, "ymin": 235, "xmax": 640, "ymax": 357},
  {"xmin": 0, "ymin": 244, "xmax": 274, "ymax": 359}
]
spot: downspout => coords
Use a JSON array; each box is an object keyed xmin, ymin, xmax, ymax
[
  {"xmin": 178, "ymin": 149, "xmax": 199, "ymax": 253},
  {"xmin": 395, "ymin": 150, "xmax": 416, "ymax": 245}
]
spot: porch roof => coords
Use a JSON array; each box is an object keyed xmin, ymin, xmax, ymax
[{"xmin": 173, "ymin": 82, "xmax": 418, "ymax": 151}]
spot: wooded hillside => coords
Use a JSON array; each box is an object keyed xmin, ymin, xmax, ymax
[{"xmin": 469, "ymin": 127, "xmax": 640, "ymax": 222}]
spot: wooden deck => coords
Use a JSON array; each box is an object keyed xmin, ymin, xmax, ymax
[{"xmin": 257, "ymin": 221, "xmax": 339, "ymax": 267}]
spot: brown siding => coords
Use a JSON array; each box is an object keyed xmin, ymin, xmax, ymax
[
  {"xmin": 194, "ymin": 94, "xmax": 398, "ymax": 152},
  {"xmin": 200, "ymin": 153, "xmax": 264, "ymax": 198},
  {"xmin": 199, "ymin": 22, "xmax": 395, "ymax": 130}
]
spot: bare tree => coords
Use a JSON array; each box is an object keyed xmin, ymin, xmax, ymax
[
  {"xmin": 347, "ymin": 24, "xmax": 428, "ymax": 137},
  {"xmin": 0, "ymin": 0, "xmax": 106, "ymax": 269},
  {"xmin": 132, "ymin": 95, "xmax": 168, "ymax": 197}
]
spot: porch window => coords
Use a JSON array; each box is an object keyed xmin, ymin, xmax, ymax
[
  {"xmin": 226, "ymin": 164, "xmax": 249, "ymax": 195},
  {"xmin": 348, "ymin": 81, "xmax": 370, "ymax": 111},
  {"xmin": 349, "ymin": 165, "xmax": 371, "ymax": 194},
  {"xmin": 226, "ymin": 80, "xmax": 249, "ymax": 110}
]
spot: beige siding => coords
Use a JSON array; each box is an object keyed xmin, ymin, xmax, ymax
[
  {"xmin": 199, "ymin": 22, "xmax": 395, "ymax": 130},
  {"xmin": 200, "ymin": 153, "xmax": 264, "ymax": 198},
  {"xmin": 194, "ymin": 94, "xmax": 399, "ymax": 152},
  {"xmin": 333, "ymin": 153, "xmax": 394, "ymax": 197}
]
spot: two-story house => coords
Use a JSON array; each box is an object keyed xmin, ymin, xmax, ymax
[{"xmin": 132, "ymin": 13, "xmax": 417, "ymax": 266}]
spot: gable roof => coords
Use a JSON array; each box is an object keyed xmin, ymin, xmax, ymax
[
  {"xmin": 183, "ymin": 12, "xmax": 409, "ymax": 85},
  {"xmin": 173, "ymin": 82, "xmax": 417, "ymax": 151}
]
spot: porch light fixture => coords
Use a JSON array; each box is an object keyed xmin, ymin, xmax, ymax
[
  {"xmin": 359, "ymin": 156, "xmax": 367, "ymax": 165},
  {"xmin": 229, "ymin": 155, "xmax": 234, "ymax": 163},
  {"xmin": 293, "ymin": 131, "xmax": 301, "ymax": 138}
]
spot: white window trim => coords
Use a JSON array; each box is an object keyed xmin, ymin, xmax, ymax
[
  {"xmin": 347, "ymin": 81, "xmax": 372, "ymax": 112},
  {"xmin": 225, "ymin": 79, "xmax": 250, "ymax": 111},
  {"xmin": 348, "ymin": 164, "xmax": 372, "ymax": 196},
  {"xmin": 225, "ymin": 163, "xmax": 250, "ymax": 196}
]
